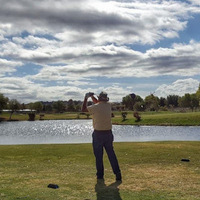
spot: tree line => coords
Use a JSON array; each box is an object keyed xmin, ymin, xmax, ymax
[
  {"xmin": 122, "ymin": 85, "xmax": 200, "ymax": 112},
  {"xmin": 1, "ymin": 85, "xmax": 200, "ymax": 113},
  {"xmin": 0, "ymin": 96, "xmax": 83, "ymax": 113}
]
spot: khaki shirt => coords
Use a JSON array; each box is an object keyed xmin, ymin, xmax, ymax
[{"xmin": 87, "ymin": 102, "xmax": 112, "ymax": 131}]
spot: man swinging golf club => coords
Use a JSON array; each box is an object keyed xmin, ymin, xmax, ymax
[{"xmin": 82, "ymin": 91, "xmax": 122, "ymax": 181}]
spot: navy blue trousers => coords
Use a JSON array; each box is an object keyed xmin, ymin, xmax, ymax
[{"xmin": 92, "ymin": 130, "xmax": 121, "ymax": 178}]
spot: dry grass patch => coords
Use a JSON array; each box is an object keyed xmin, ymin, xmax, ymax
[
  {"xmin": 127, "ymin": 165, "xmax": 198, "ymax": 190},
  {"xmin": 118, "ymin": 164, "xmax": 200, "ymax": 199}
]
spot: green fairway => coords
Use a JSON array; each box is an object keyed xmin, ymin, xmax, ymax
[
  {"xmin": 111, "ymin": 111, "xmax": 200, "ymax": 126},
  {"xmin": 0, "ymin": 142, "xmax": 200, "ymax": 200}
]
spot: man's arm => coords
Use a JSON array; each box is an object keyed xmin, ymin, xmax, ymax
[
  {"xmin": 91, "ymin": 95, "xmax": 98, "ymax": 104},
  {"xmin": 81, "ymin": 93, "xmax": 98, "ymax": 112},
  {"xmin": 81, "ymin": 96, "xmax": 89, "ymax": 112}
]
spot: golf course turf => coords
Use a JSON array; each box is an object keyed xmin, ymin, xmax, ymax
[
  {"xmin": 1, "ymin": 111, "xmax": 200, "ymax": 126},
  {"xmin": 0, "ymin": 141, "xmax": 199, "ymax": 200}
]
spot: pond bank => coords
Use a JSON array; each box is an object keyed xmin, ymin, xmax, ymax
[{"xmin": 1, "ymin": 111, "xmax": 200, "ymax": 126}]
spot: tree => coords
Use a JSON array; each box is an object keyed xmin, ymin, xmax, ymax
[
  {"xmin": 144, "ymin": 94, "xmax": 159, "ymax": 111},
  {"xmin": 180, "ymin": 93, "xmax": 191, "ymax": 108},
  {"xmin": 122, "ymin": 95, "xmax": 133, "ymax": 110},
  {"xmin": 33, "ymin": 101, "xmax": 43, "ymax": 113},
  {"xmin": 27, "ymin": 102, "xmax": 34, "ymax": 111},
  {"xmin": 195, "ymin": 84, "xmax": 200, "ymax": 105},
  {"xmin": 133, "ymin": 102, "xmax": 145, "ymax": 111},
  {"xmin": 73, "ymin": 100, "xmax": 82, "ymax": 112},
  {"xmin": 44, "ymin": 104, "xmax": 53, "ymax": 113},
  {"xmin": 21, "ymin": 103, "xmax": 26, "ymax": 110},
  {"xmin": 190, "ymin": 94, "xmax": 199, "ymax": 111},
  {"xmin": 134, "ymin": 95, "xmax": 144, "ymax": 103},
  {"xmin": 167, "ymin": 95, "xmax": 179, "ymax": 107},
  {"xmin": 67, "ymin": 99, "xmax": 76, "ymax": 112},
  {"xmin": 0, "ymin": 93, "xmax": 9, "ymax": 111},
  {"xmin": 8, "ymin": 99, "xmax": 21, "ymax": 120},
  {"xmin": 75, "ymin": 104, "xmax": 81, "ymax": 112},
  {"xmin": 122, "ymin": 94, "xmax": 144, "ymax": 110},
  {"xmin": 121, "ymin": 112, "xmax": 127, "ymax": 121},
  {"xmin": 52, "ymin": 101, "xmax": 66, "ymax": 113},
  {"xmin": 159, "ymin": 97, "xmax": 167, "ymax": 107},
  {"xmin": 178, "ymin": 93, "xmax": 199, "ymax": 111}
]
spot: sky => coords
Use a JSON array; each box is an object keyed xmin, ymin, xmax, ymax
[{"xmin": 0, "ymin": 0, "xmax": 200, "ymax": 103}]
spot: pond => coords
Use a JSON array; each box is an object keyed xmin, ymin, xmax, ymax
[{"xmin": 0, "ymin": 120, "xmax": 200, "ymax": 145}]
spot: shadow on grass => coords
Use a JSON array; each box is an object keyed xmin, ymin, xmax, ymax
[{"xmin": 95, "ymin": 179, "xmax": 122, "ymax": 200}]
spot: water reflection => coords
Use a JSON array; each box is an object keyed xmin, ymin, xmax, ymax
[{"xmin": 0, "ymin": 120, "xmax": 200, "ymax": 145}]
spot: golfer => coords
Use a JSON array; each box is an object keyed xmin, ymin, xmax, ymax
[{"xmin": 82, "ymin": 91, "xmax": 122, "ymax": 181}]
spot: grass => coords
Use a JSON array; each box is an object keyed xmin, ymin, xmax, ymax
[
  {"xmin": 112, "ymin": 111, "xmax": 200, "ymax": 126},
  {"xmin": 0, "ymin": 142, "xmax": 200, "ymax": 200},
  {"xmin": 0, "ymin": 112, "xmax": 89, "ymax": 121},
  {"xmin": 1, "ymin": 111, "xmax": 200, "ymax": 126}
]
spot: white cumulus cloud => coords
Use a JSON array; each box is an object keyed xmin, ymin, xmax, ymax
[{"xmin": 155, "ymin": 78, "xmax": 199, "ymax": 97}]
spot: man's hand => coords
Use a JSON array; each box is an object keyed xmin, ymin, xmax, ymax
[
  {"xmin": 85, "ymin": 92, "xmax": 94, "ymax": 99},
  {"xmin": 85, "ymin": 93, "xmax": 90, "ymax": 99}
]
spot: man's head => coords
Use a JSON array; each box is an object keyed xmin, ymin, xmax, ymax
[{"xmin": 98, "ymin": 91, "xmax": 109, "ymax": 102}]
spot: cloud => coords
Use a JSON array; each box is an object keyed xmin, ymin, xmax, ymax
[
  {"xmin": 0, "ymin": 76, "xmax": 89, "ymax": 103},
  {"xmin": 0, "ymin": 75, "xmax": 136, "ymax": 103},
  {"xmin": 21, "ymin": 40, "xmax": 200, "ymax": 81},
  {"xmin": 155, "ymin": 78, "xmax": 199, "ymax": 97},
  {"xmin": 0, "ymin": 58, "xmax": 23, "ymax": 76},
  {"xmin": 0, "ymin": 0, "xmax": 193, "ymax": 45},
  {"xmin": 142, "ymin": 40, "xmax": 200, "ymax": 76},
  {"xmin": 0, "ymin": 0, "xmax": 200, "ymax": 102},
  {"xmin": 0, "ymin": 0, "xmax": 199, "ymax": 80},
  {"xmin": 188, "ymin": 0, "xmax": 200, "ymax": 6},
  {"xmin": 1, "ymin": 39, "xmax": 200, "ymax": 84}
]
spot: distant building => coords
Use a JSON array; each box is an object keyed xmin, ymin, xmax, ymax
[{"xmin": 2, "ymin": 109, "xmax": 36, "ymax": 113}]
